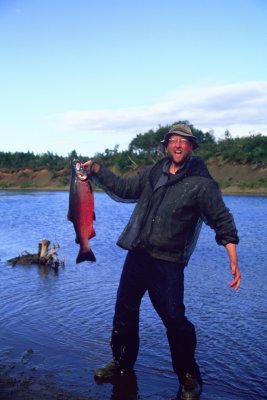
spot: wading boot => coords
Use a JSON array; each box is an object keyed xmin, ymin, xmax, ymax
[
  {"xmin": 94, "ymin": 360, "xmax": 134, "ymax": 383},
  {"xmin": 94, "ymin": 360, "xmax": 121, "ymax": 382},
  {"xmin": 177, "ymin": 373, "xmax": 202, "ymax": 399}
]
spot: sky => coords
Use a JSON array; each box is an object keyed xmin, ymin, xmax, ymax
[{"xmin": 1, "ymin": 0, "xmax": 267, "ymax": 157}]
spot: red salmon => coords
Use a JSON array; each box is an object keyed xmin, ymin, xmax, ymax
[{"xmin": 68, "ymin": 159, "xmax": 96, "ymax": 263}]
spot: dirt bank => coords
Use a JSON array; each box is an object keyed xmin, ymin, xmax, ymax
[
  {"xmin": 0, "ymin": 168, "xmax": 69, "ymax": 190},
  {"xmin": 0, "ymin": 161, "xmax": 267, "ymax": 194}
]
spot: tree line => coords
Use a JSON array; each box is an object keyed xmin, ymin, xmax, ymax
[{"xmin": 1, "ymin": 121, "xmax": 267, "ymax": 173}]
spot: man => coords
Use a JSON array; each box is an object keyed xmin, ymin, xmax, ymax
[{"xmin": 83, "ymin": 123, "xmax": 241, "ymax": 399}]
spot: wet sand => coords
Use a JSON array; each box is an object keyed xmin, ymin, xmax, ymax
[{"xmin": 0, "ymin": 363, "xmax": 89, "ymax": 400}]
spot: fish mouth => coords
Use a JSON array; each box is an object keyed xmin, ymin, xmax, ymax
[{"xmin": 77, "ymin": 172, "xmax": 88, "ymax": 181}]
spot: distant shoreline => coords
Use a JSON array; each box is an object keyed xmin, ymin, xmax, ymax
[
  {"xmin": 1, "ymin": 160, "xmax": 267, "ymax": 195},
  {"xmin": 1, "ymin": 186, "xmax": 267, "ymax": 196}
]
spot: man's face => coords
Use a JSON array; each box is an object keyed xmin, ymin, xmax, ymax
[{"xmin": 166, "ymin": 134, "xmax": 193, "ymax": 165}]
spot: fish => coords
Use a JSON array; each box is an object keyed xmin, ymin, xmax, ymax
[{"xmin": 67, "ymin": 159, "xmax": 96, "ymax": 263}]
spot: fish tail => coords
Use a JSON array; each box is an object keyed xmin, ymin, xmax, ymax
[{"xmin": 76, "ymin": 249, "xmax": 96, "ymax": 264}]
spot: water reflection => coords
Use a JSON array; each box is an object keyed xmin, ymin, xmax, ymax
[
  {"xmin": 95, "ymin": 371, "xmax": 139, "ymax": 400},
  {"xmin": 11, "ymin": 262, "xmax": 61, "ymax": 278}
]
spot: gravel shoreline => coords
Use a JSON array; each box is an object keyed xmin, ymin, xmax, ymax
[{"xmin": 0, "ymin": 366, "xmax": 90, "ymax": 400}]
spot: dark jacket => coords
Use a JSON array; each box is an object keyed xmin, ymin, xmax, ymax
[{"xmin": 90, "ymin": 156, "xmax": 239, "ymax": 264}]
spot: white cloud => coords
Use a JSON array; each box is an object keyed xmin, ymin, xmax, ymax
[{"xmin": 58, "ymin": 80, "xmax": 267, "ymax": 148}]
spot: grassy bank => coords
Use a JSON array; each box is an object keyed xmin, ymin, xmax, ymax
[{"xmin": 1, "ymin": 160, "xmax": 267, "ymax": 195}]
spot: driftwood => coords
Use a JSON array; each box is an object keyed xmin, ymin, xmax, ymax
[{"xmin": 7, "ymin": 239, "xmax": 64, "ymax": 269}]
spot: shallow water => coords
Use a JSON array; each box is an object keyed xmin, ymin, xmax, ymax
[{"xmin": 0, "ymin": 191, "xmax": 266, "ymax": 399}]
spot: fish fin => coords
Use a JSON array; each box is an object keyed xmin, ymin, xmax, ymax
[
  {"xmin": 76, "ymin": 249, "xmax": 96, "ymax": 263},
  {"xmin": 67, "ymin": 210, "xmax": 73, "ymax": 222},
  {"xmin": 89, "ymin": 229, "xmax": 96, "ymax": 239},
  {"xmin": 93, "ymin": 211, "xmax": 96, "ymax": 221}
]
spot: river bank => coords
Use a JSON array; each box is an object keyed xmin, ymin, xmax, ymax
[
  {"xmin": 0, "ymin": 365, "xmax": 88, "ymax": 400},
  {"xmin": 1, "ymin": 185, "xmax": 267, "ymax": 196},
  {"xmin": 1, "ymin": 160, "xmax": 267, "ymax": 194}
]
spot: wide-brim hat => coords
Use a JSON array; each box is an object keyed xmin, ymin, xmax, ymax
[{"xmin": 161, "ymin": 123, "xmax": 198, "ymax": 149}]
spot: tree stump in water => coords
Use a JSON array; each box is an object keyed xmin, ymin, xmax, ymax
[
  {"xmin": 39, "ymin": 239, "xmax": 51, "ymax": 262},
  {"xmin": 7, "ymin": 239, "xmax": 64, "ymax": 269}
]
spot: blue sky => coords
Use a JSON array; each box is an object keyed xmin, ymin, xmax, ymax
[{"xmin": 1, "ymin": 0, "xmax": 267, "ymax": 157}]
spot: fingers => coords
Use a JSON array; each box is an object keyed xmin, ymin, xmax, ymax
[
  {"xmin": 81, "ymin": 160, "xmax": 92, "ymax": 168},
  {"xmin": 81, "ymin": 160, "xmax": 100, "ymax": 174},
  {"xmin": 228, "ymin": 265, "xmax": 241, "ymax": 291},
  {"xmin": 229, "ymin": 276, "xmax": 241, "ymax": 291}
]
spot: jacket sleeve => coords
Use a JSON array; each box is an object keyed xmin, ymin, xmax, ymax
[
  {"xmin": 89, "ymin": 164, "xmax": 150, "ymax": 203},
  {"xmin": 198, "ymin": 180, "xmax": 239, "ymax": 246}
]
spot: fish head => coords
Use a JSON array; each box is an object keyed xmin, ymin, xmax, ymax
[{"xmin": 72, "ymin": 159, "xmax": 88, "ymax": 181}]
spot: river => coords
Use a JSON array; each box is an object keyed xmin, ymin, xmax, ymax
[{"xmin": 0, "ymin": 191, "xmax": 266, "ymax": 399}]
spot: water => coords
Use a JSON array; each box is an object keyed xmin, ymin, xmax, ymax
[{"xmin": 0, "ymin": 191, "xmax": 266, "ymax": 399}]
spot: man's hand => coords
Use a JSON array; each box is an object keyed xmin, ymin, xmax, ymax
[
  {"xmin": 81, "ymin": 160, "xmax": 92, "ymax": 168},
  {"xmin": 225, "ymin": 243, "xmax": 241, "ymax": 291},
  {"xmin": 81, "ymin": 160, "xmax": 100, "ymax": 173},
  {"xmin": 228, "ymin": 261, "xmax": 241, "ymax": 291}
]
